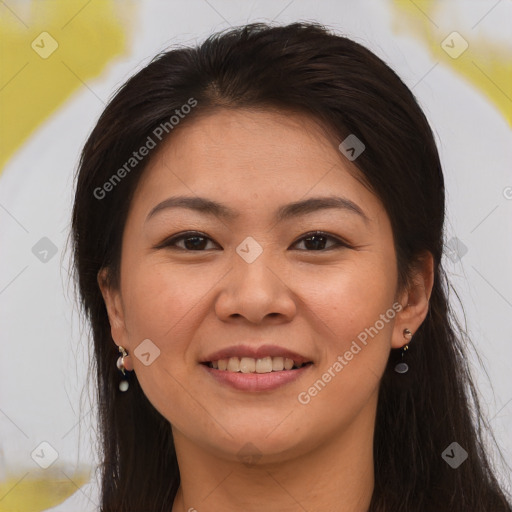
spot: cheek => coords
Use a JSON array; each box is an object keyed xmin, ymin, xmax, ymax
[
  {"xmin": 118, "ymin": 259, "xmax": 205, "ymax": 425},
  {"xmin": 121, "ymin": 259, "xmax": 212, "ymax": 340},
  {"xmin": 295, "ymin": 255, "xmax": 397, "ymax": 340},
  {"xmin": 119, "ymin": 258, "xmax": 225, "ymax": 417},
  {"xmin": 294, "ymin": 256, "xmax": 397, "ymax": 397}
]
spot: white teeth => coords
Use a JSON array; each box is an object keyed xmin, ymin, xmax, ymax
[
  {"xmin": 210, "ymin": 356, "xmax": 308, "ymax": 373},
  {"xmin": 255, "ymin": 357, "xmax": 273, "ymax": 373},
  {"xmin": 240, "ymin": 357, "xmax": 256, "ymax": 373},
  {"xmin": 272, "ymin": 356, "xmax": 284, "ymax": 371},
  {"xmin": 227, "ymin": 357, "xmax": 240, "ymax": 372}
]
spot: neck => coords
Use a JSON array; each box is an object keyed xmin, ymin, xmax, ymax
[{"xmin": 170, "ymin": 395, "xmax": 376, "ymax": 512}]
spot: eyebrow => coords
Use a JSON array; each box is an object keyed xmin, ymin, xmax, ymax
[{"xmin": 145, "ymin": 195, "xmax": 369, "ymax": 224}]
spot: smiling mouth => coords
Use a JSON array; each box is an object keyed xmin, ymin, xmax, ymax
[{"xmin": 202, "ymin": 356, "xmax": 313, "ymax": 373}]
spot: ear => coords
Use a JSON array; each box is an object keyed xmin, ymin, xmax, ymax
[
  {"xmin": 391, "ymin": 251, "xmax": 434, "ymax": 349},
  {"xmin": 97, "ymin": 267, "xmax": 133, "ymax": 370}
]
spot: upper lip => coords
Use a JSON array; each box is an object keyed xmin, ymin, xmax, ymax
[{"xmin": 201, "ymin": 344, "xmax": 312, "ymax": 365}]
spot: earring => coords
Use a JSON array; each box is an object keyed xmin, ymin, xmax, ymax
[
  {"xmin": 394, "ymin": 328, "xmax": 412, "ymax": 374},
  {"xmin": 116, "ymin": 346, "xmax": 131, "ymax": 391}
]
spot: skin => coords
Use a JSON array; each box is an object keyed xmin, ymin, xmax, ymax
[{"xmin": 98, "ymin": 108, "xmax": 434, "ymax": 512}]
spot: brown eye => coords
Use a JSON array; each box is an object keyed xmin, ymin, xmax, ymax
[
  {"xmin": 292, "ymin": 232, "xmax": 350, "ymax": 251},
  {"xmin": 156, "ymin": 231, "xmax": 219, "ymax": 251},
  {"xmin": 156, "ymin": 230, "xmax": 350, "ymax": 252}
]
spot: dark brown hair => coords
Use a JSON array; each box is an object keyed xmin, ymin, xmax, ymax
[{"xmin": 71, "ymin": 21, "xmax": 512, "ymax": 511}]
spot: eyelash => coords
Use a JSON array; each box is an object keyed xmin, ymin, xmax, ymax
[{"xmin": 155, "ymin": 230, "xmax": 352, "ymax": 252}]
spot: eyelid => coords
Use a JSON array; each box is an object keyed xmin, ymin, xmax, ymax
[
  {"xmin": 154, "ymin": 230, "xmax": 352, "ymax": 251},
  {"xmin": 153, "ymin": 231, "xmax": 219, "ymax": 250},
  {"xmin": 290, "ymin": 231, "xmax": 352, "ymax": 250}
]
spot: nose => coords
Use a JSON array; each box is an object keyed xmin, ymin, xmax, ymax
[{"xmin": 214, "ymin": 250, "xmax": 297, "ymax": 325}]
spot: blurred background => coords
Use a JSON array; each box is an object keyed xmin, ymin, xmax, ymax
[{"xmin": 0, "ymin": 0, "xmax": 511, "ymax": 510}]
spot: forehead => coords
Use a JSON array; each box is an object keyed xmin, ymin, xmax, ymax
[
  {"xmin": 153, "ymin": 108, "xmax": 340, "ymax": 175},
  {"xmin": 131, "ymin": 108, "xmax": 385, "ymax": 224}
]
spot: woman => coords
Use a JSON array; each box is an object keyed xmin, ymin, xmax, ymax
[{"xmin": 70, "ymin": 22, "xmax": 511, "ymax": 511}]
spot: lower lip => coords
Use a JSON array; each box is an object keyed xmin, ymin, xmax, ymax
[{"xmin": 201, "ymin": 364, "xmax": 313, "ymax": 391}]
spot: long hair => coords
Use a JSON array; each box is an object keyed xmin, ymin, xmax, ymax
[{"xmin": 70, "ymin": 22, "xmax": 512, "ymax": 511}]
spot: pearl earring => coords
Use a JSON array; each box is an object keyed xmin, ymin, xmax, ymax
[{"xmin": 116, "ymin": 346, "xmax": 130, "ymax": 391}]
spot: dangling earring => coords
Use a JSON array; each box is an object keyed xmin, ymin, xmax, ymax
[
  {"xmin": 116, "ymin": 346, "xmax": 131, "ymax": 391},
  {"xmin": 394, "ymin": 328, "xmax": 412, "ymax": 374}
]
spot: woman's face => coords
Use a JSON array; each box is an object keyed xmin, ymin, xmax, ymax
[{"xmin": 101, "ymin": 108, "xmax": 410, "ymax": 463}]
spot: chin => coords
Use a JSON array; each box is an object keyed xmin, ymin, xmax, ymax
[{"xmin": 201, "ymin": 423, "xmax": 310, "ymax": 463}]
